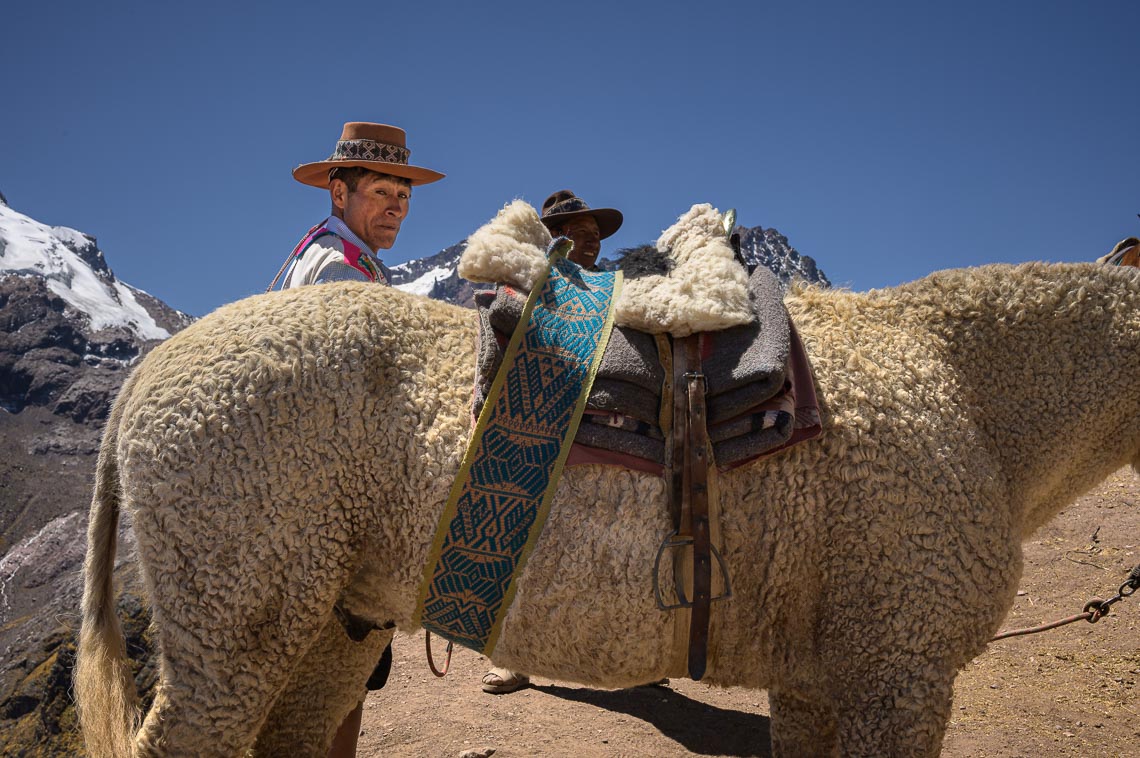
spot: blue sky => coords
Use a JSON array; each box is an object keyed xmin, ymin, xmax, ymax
[{"xmin": 3, "ymin": 1, "xmax": 1138, "ymax": 317}]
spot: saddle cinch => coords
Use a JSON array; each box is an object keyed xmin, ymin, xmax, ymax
[{"xmin": 460, "ymin": 201, "xmax": 822, "ymax": 679}]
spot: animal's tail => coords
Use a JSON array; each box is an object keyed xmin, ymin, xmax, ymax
[{"xmin": 73, "ymin": 387, "xmax": 140, "ymax": 758}]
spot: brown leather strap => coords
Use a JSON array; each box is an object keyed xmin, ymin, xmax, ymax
[
  {"xmin": 669, "ymin": 335, "xmax": 689, "ymax": 530},
  {"xmin": 662, "ymin": 334, "xmax": 715, "ymax": 680},
  {"xmin": 682, "ymin": 335, "xmax": 712, "ymax": 680}
]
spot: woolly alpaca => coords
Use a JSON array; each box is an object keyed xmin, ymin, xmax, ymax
[{"xmin": 76, "ymin": 260, "xmax": 1140, "ymax": 757}]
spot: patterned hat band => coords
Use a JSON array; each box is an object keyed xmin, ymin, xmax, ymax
[
  {"xmin": 330, "ymin": 138, "xmax": 411, "ymax": 166},
  {"xmin": 538, "ymin": 190, "xmax": 623, "ymax": 240},
  {"xmin": 545, "ymin": 197, "xmax": 590, "ymax": 216}
]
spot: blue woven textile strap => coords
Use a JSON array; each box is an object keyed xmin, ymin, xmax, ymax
[{"xmin": 415, "ymin": 252, "xmax": 622, "ymax": 654}]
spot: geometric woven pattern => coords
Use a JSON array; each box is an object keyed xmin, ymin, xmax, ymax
[
  {"xmin": 416, "ymin": 254, "xmax": 621, "ymax": 654},
  {"xmin": 331, "ymin": 138, "xmax": 411, "ymax": 166}
]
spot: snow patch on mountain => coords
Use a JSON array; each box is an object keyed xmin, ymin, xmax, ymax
[
  {"xmin": 394, "ymin": 263, "xmax": 455, "ymax": 296},
  {"xmin": 0, "ymin": 203, "xmax": 169, "ymax": 340}
]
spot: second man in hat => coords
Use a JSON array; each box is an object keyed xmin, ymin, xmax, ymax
[{"xmin": 480, "ymin": 189, "xmax": 623, "ymax": 695}]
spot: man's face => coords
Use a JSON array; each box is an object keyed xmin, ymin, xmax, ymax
[
  {"xmin": 557, "ymin": 216, "xmax": 602, "ymax": 267},
  {"xmin": 331, "ymin": 172, "xmax": 411, "ymax": 251}
]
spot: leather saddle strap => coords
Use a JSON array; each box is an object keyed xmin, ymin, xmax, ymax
[
  {"xmin": 669, "ymin": 335, "xmax": 689, "ymax": 531},
  {"xmin": 681, "ymin": 334, "xmax": 713, "ymax": 680}
]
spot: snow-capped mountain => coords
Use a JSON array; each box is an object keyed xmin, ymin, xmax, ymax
[
  {"xmin": 387, "ymin": 219, "xmax": 829, "ymax": 308},
  {"xmin": 389, "ymin": 240, "xmax": 478, "ymax": 306},
  {"xmin": 0, "ymin": 198, "xmax": 187, "ymax": 341},
  {"xmin": 391, "ymin": 240, "xmax": 466, "ymax": 295},
  {"xmin": 0, "ymin": 195, "xmax": 193, "ymax": 421},
  {"xmin": 0, "ymin": 194, "xmax": 191, "ymax": 754}
]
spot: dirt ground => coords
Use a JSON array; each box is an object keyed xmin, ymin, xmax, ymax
[{"xmin": 358, "ymin": 469, "xmax": 1140, "ymax": 757}]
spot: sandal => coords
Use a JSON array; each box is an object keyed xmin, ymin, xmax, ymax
[{"xmin": 481, "ymin": 667, "xmax": 530, "ymax": 694}]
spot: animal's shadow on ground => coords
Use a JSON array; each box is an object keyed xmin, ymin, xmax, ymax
[{"xmin": 534, "ymin": 683, "xmax": 772, "ymax": 757}]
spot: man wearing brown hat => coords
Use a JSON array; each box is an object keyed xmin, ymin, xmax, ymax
[
  {"xmin": 537, "ymin": 189, "xmax": 623, "ymax": 270},
  {"xmin": 274, "ymin": 122, "xmax": 442, "ymax": 758},
  {"xmin": 480, "ymin": 189, "xmax": 623, "ymax": 695},
  {"xmin": 269, "ymin": 121, "xmax": 444, "ymax": 290}
]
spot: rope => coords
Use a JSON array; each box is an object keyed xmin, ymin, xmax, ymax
[
  {"xmin": 425, "ymin": 630, "xmax": 453, "ymax": 677},
  {"xmin": 990, "ymin": 610, "xmax": 1098, "ymax": 641},
  {"xmin": 265, "ymin": 250, "xmax": 295, "ymax": 292},
  {"xmin": 991, "ymin": 563, "xmax": 1140, "ymax": 642}
]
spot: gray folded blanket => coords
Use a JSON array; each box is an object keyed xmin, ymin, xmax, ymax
[
  {"xmin": 473, "ymin": 263, "xmax": 798, "ymax": 471},
  {"xmin": 701, "ymin": 263, "xmax": 789, "ymax": 424}
]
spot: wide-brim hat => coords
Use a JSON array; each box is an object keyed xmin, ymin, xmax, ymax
[
  {"xmin": 540, "ymin": 190, "xmax": 623, "ymax": 240},
  {"xmin": 293, "ymin": 122, "xmax": 445, "ymax": 188}
]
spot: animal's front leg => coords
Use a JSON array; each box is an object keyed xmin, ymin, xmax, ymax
[
  {"xmin": 254, "ymin": 619, "xmax": 392, "ymax": 757},
  {"xmin": 768, "ymin": 688, "xmax": 838, "ymax": 757},
  {"xmin": 831, "ymin": 658, "xmax": 956, "ymax": 758}
]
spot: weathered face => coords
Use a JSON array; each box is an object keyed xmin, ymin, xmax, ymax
[
  {"xmin": 556, "ymin": 216, "xmax": 602, "ymax": 268},
  {"xmin": 331, "ymin": 173, "xmax": 411, "ymax": 251}
]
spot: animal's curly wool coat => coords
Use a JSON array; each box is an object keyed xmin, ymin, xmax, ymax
[{"xmin": 77, "ymin": 219, "xmax": 1140, "ymax": 756}]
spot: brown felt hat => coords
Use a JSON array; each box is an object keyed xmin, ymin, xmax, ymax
[
  {"xmin": 540, "ymin": 190, "xmax": 623, "ymax": 240},
  {"xmin": 293, "ymin": 122, "xmax": 445, "ymax": 188}
]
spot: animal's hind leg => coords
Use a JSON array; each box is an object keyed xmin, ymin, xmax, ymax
[
  {"xmin": 768, "ymin": 689, "xmax": 838, "ymax": 757},
  {"xmin": 131, "ymin": 603, "xmax": 344, "ymax": 758},
  {"xmin": 129, "ymin": 524, "xmax": 365, "ymax": 756},
  {"xmin": 253, "ymin": 618, "xmax": 392, "ymax": 757},
  {"xmin": 132, "ymin": 645, "xmax": 286, "ymax": 757}
]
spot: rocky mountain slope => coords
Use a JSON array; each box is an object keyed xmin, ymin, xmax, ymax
[
  {"xmin": 0, "ymin": 198, "xmax": 193, "ymax": 547},
  {"xmin": 734, "ymin": 224, "xmax": 830, "ymax": 287},
  {"xmin": 0, "ymin": 195, "xmax": 183, "ymax": 755}
]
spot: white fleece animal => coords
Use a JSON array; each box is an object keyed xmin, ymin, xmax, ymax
[{"xmin": 75, "ymin": 261, "xmax": 1140, "ymax": 757}]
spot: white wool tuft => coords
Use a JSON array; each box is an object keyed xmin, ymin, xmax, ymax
[
  {"xmin": 458, "ymin": 200, "xmax": 551, "ymax": 291},
  {"xmin": 615, "ymin": 203, "xmax": 752, "ymax": 337}
]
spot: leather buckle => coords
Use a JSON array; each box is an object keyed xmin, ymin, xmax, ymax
[{"xmin": 682, "ymin": 370, "xmax": 707, "ymax": 392}]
